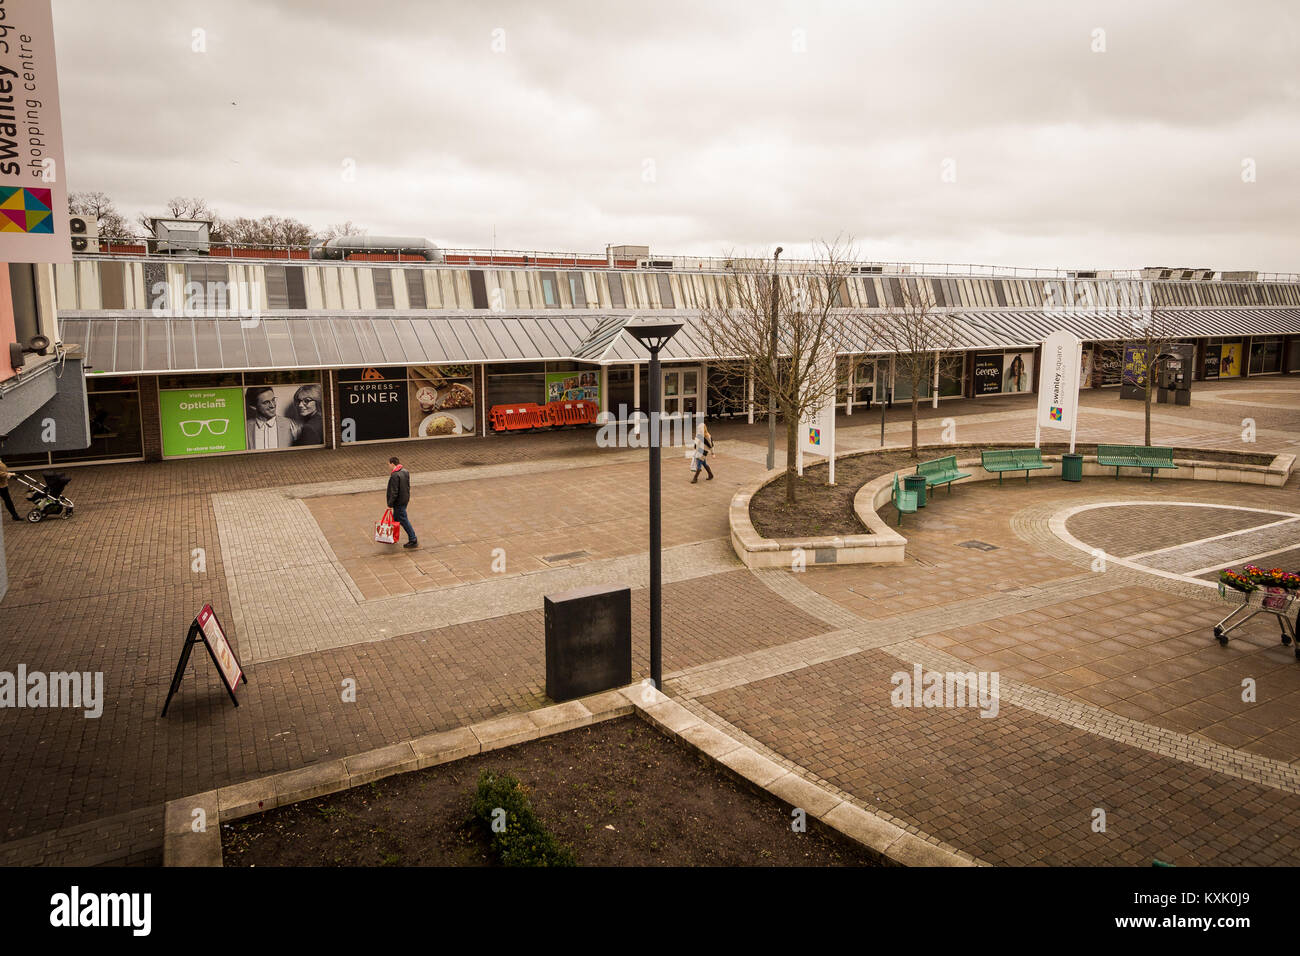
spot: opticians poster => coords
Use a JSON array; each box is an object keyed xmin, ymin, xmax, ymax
[{"xmin": 159, "ymin": 388, "xmax": 245, "ymax": 456}]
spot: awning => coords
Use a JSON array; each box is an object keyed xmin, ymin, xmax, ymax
[{"xmin": 58, "ymin": 307, "xmax": 1300, "ymax": 375}]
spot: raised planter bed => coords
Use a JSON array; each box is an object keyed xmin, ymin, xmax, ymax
[{"xmin": 729, "ymin": 445, "xmax": 1294, "ymax": 570}]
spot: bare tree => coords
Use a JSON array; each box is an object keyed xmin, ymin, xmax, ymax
[
  {"xmin": 860, "ymin": 282, "xmax": 965, "ymax": 458},
  {"xmin": 218, "ymin": 214, "xmax": 315, "ymax": 247},
  {"xmin": 136, "ymin": 196, "xmax": 220, "ymax": 237},
  {"xmin": 318, "ymin": 220, "xmax": 367, "ymax": 240},
  {"xmin": 1094, "ymin": 294, "xmax": 1181, "ymax": 446},
  {"xmin": 699, "ymin": 241, "xmax": 860, "ymax": 503},
  {"xmin": 68, "ymin": 190, "xmax": 133, "ymax": 239}
]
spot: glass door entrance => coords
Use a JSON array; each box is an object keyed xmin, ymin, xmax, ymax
[{"xmin": 662, "ymin": 368, "xmax": 699, "ymax": 415}]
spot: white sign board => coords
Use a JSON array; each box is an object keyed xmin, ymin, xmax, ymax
[
  {"xmin": 1037, "ymin": 330, "xmax": 1082, "ymax": 432},
  {"xmin": 797, "ymin": 355, "xmax": 836, "ymax": 483},
  {"xmin": 0, "ymin": 0, "xmax": 69, "ymax": 263}
]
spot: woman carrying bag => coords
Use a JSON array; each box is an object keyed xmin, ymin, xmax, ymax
[{"xmin": 690, "ymin": 422, "xmax": 714, "ymax": 483}]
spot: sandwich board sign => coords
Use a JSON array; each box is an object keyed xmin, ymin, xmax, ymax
[
  {"xmin": 160, "ymin": 604, "xmax": 247, "ymax": 716},
  {"xmin": 1035, "ymin": 330, "xmax": 1083, "ymax": 453}
]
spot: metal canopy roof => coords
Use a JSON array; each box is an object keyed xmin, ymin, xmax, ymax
[{"xmin": 59, "ymin": 308, "xmax": 1300, "ymax": 375}]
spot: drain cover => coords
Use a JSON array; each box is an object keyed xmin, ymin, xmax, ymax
[
  {"xmin": 542, "ymin": 550, "xmax": 590, "ymax": 564},
  {"xmin": 957, "ymin": 540, "xmax": 999, "ymax": 551}
]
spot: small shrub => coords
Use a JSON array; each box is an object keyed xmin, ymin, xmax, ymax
[{"xmin": 471, "ymin": 771, "xmax": 577, "ymax": 867}]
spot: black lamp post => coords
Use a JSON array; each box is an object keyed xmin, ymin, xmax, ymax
[{"xmin": 625, "ymin": 320, "xmax": 683, "ymax": 690}]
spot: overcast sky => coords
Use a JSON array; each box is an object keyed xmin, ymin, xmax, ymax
[{"xmin": 53, "ymin": 0, "xmax": 1300, "ymax": 270}]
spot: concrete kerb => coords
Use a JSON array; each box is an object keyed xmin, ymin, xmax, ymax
[
  {"xmin": 165, "ymin": 681, "xmax": 966, "ymax": 867},
  {"xmin": 730, "ymin": 446, "xmax": 1294, "ymax": 571}
]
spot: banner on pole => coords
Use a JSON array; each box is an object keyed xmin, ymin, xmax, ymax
[{"xmin": 1036, "ymin": 330, "xmax": 1083, "ymax": 432}]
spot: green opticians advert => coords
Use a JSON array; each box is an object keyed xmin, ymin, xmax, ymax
[{"xmin": 160, "ymin": 388, "xmax": 246, "ymax": 457}]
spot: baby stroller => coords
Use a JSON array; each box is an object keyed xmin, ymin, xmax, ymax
[{"xmin": 13, "ymin": 472, "xmax": 74, "ymax": 522}]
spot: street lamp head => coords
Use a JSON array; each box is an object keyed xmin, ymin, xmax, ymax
[
  {"xmin": 774, "ymin": 246, "xmax": 783, "ymax": 260},
  {"xmin": 625, "ymin": 320, "xmax": 683, "ymax": 354}
]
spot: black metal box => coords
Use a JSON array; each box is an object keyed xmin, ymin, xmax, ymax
[{"xmin": 544, "ymin": 585, "xmax": 632, "ymax": 702}]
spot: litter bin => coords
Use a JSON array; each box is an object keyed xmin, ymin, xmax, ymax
[
  {"xmin": 904, "ymin": 473, "xmax": 928, "ymax": 507},
  {"xmin": 1061, "ymin": 453, "xmax": 1083, "ymax": 482}
]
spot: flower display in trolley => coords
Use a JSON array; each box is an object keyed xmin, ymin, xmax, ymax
[
  {"xmin": 1219, "ymin": 569, "xmax": 1258, "ymax": 593},
  {"xmin": 1241, "ymin": 565, "xmax": 1300, "ymax": 590}
]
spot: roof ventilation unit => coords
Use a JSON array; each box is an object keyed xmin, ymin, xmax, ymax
[
  {"xmin": 637, "ymin": 258, "xmax": 673, "ymax": 270},
  {"xmin": 69, "ymin": 215, "xmax": 99, "ymax": 253},
  {"xmin": 309, "ymin": 236, "xmax": 440, "ymax": 261},
  {"xmin": 851, "ymin": 265, "xmax": 883, "ymax": 274},
  {"xmin": 151, "ymin": 218, "xmax": 212, "ymax": 255}
]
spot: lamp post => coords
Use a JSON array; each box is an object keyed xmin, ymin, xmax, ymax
[
  {"xmin": 625, "ymin": 320, "xmax": 683, "ymax": 690},
  {"xmin": 767, "ymin": 246, "xmax": 783, "ymax": 471}
]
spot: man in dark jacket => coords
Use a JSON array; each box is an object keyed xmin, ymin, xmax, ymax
[{"xmin": 386, "ymin": 456, "xmax": 418, "ymax": 549}]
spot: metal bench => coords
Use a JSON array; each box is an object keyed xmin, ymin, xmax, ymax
[
  {"xmin": 1097, "ymin": 444, "xmax": 1178, "ymax": 480},
  {"xmin": 980, "ymin": 448, "xmax": 1051, "ymax": 484},
  {"xmin": 891, "ymin": 473, "xmax": 918, "ymax": 525},
  {"xmin": 916, "ymin": 454, "xmax": 972, "ymax": 495}
]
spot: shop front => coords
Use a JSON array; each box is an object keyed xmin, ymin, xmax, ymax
[
  {"xmin": 336, "ymin": 364, "xmax": 477, "ymax": 444},
  {"xmin": 972, "ymin": 350, "xmax": 1036, "ymax": 396}
]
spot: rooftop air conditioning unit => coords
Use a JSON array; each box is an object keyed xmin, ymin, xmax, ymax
[
  {"xmin": 851, "ymin": 265, "xmax": 883, "ymax": 274},
  {"xmin": 608, "ymin": 244, "xmax": 650, "ymax": 258},
  {"xmin": 637, "ymin": 258, "xmax": 673, "ymax": 270},
  {"xmin": 69, "ymin": 215, "xmax": 99, "ymax": 253},
  {"xmin": 151, "ymin": 218, "xmax": 212, "ymax": 255},
  {"xmin": 1197, "ymin": 269, "xmax": 1216, "ymax": 280},
  {"xmin": 1068, "ymin": 270, "xmax": 1097, "ymax": 279}
]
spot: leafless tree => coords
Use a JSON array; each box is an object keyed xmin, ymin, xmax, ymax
[
  {"xmin": 218, "ymin": 214, "xmax": 315, "ymax": 247},
  {"xmin": 860, "ymin": 282, "xmax": 965, "ymax": 458},
  {"xmin": 318, "ymin": 220, "xmax": 367, "ymax": 240},
  {"xmin": 698, "ymin": 240, "xmax": 860, "ymax": 503},
  {"xmin": 1093, "ymin": 293, "xmax": 1181, "ymax": 446},
  {"xmin": 67, "ymin": 190, "xmax": 133, "ymax": 238}
]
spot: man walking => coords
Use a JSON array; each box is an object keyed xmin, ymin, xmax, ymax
[{"xmin": 386, "ymin": 456, "xmax": 418, "ymax": 549}]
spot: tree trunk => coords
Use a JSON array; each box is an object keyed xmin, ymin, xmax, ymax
[
  {"xmin": 910, "ymin": 393, "xmax": 920, "ymax": 459},
  {"xmin": 784, "ymin": 413, "xmax": 798, "ymax": 503},
  {"xmin": 1144, "ymin": 381, "xmax": 1153, "ymax": 446}
]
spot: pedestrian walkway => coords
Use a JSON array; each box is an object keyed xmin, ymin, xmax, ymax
[{"xmin": 0, "ymin": 376, "xmax": 1296, "ymax": 866}]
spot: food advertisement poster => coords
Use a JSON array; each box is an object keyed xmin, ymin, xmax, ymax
[{"xmin": 408, "ymin": 365, "xmax": 475, "ymax": 439}]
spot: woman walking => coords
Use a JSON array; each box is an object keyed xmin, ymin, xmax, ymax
[{"xmin": 690, "ymin": 422, "xmax": 714, "ymax": 483}]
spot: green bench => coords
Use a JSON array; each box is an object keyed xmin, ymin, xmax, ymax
[
  {"xmin": 891, "ymin": 473, "xmax": 918, "ymax": 525},
  {"xmin": 980, "ymin": 448, "xmax": 1051, "ymax": 484},
  {"xmin": 1096, "ymin": 444, "xmax": 1179, "ymax": 480},
  {"xmin": 916, "ymin": 455, "xmax": 972, "ymax": 495}
]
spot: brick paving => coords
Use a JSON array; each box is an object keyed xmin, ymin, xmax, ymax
[{"xmin": 0, "ymin": 375, "xmax": 1297, "ymax": 866}]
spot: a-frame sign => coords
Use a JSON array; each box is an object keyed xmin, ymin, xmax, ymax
[{"xmin": 161, "ymin": 604, "xmax": 248, "ymax": 717}]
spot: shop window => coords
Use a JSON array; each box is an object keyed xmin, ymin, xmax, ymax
[
  {"xmin": 656, "ymin": 273, "xmax": 674, "ymax": 308},
  {"xmin": 53, "ymin": 390, "xmax": 143, "ymax": 462},
  {"xmin": 373, "ymin": 269, "xmax": 395, "ymax": 309},
  {"xmin": 607, "ymin": 273, "xmax": 625, "ymax": 308},
  {"xmin": 99, "ymin": 261, "xmax": 126, "ymax": 310},
  {"xmin": 567, "ymin": 272, "xmax": 587, "ymax": 308},
  {"xmin": 469, "ymin": 270, "xmax": 489, "ymax": 309},
  {"xmin": 405, "ymin": 270, "xmax": 427, "ymax": 308}
]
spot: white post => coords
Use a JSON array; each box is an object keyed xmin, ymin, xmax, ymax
[
  {"xmin": 746, "ymin": 369, "xmax": 754, "ymax": 424},
  {"xmin": 932, "ymin": 353, "xmax": 940, "ymax": 409},
  {"xmin": 599, "ymin": 365, "xmax": 608, "ymax": 416},
  {"xmin": 846, "ymin": 358, "xmax": 854, "ymax": 416}
]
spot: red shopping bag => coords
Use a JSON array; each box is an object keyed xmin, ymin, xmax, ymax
[{"xmin": 375, "ymin": 508, "xmax": 399, "ymax": 544}]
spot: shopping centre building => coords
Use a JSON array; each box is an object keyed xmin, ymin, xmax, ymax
[{"xmin": 4, "ymin": 234, "xmax": 1300, "ymax": 469}]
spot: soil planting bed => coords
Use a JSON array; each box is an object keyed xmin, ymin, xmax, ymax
[
  {"xmin": 222, "ymin": 716, "xmax": 879, "ymax": 867},
  {"xmin": 749, "ymin": 443, "xmax": 1277, "ymax": 540}
]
